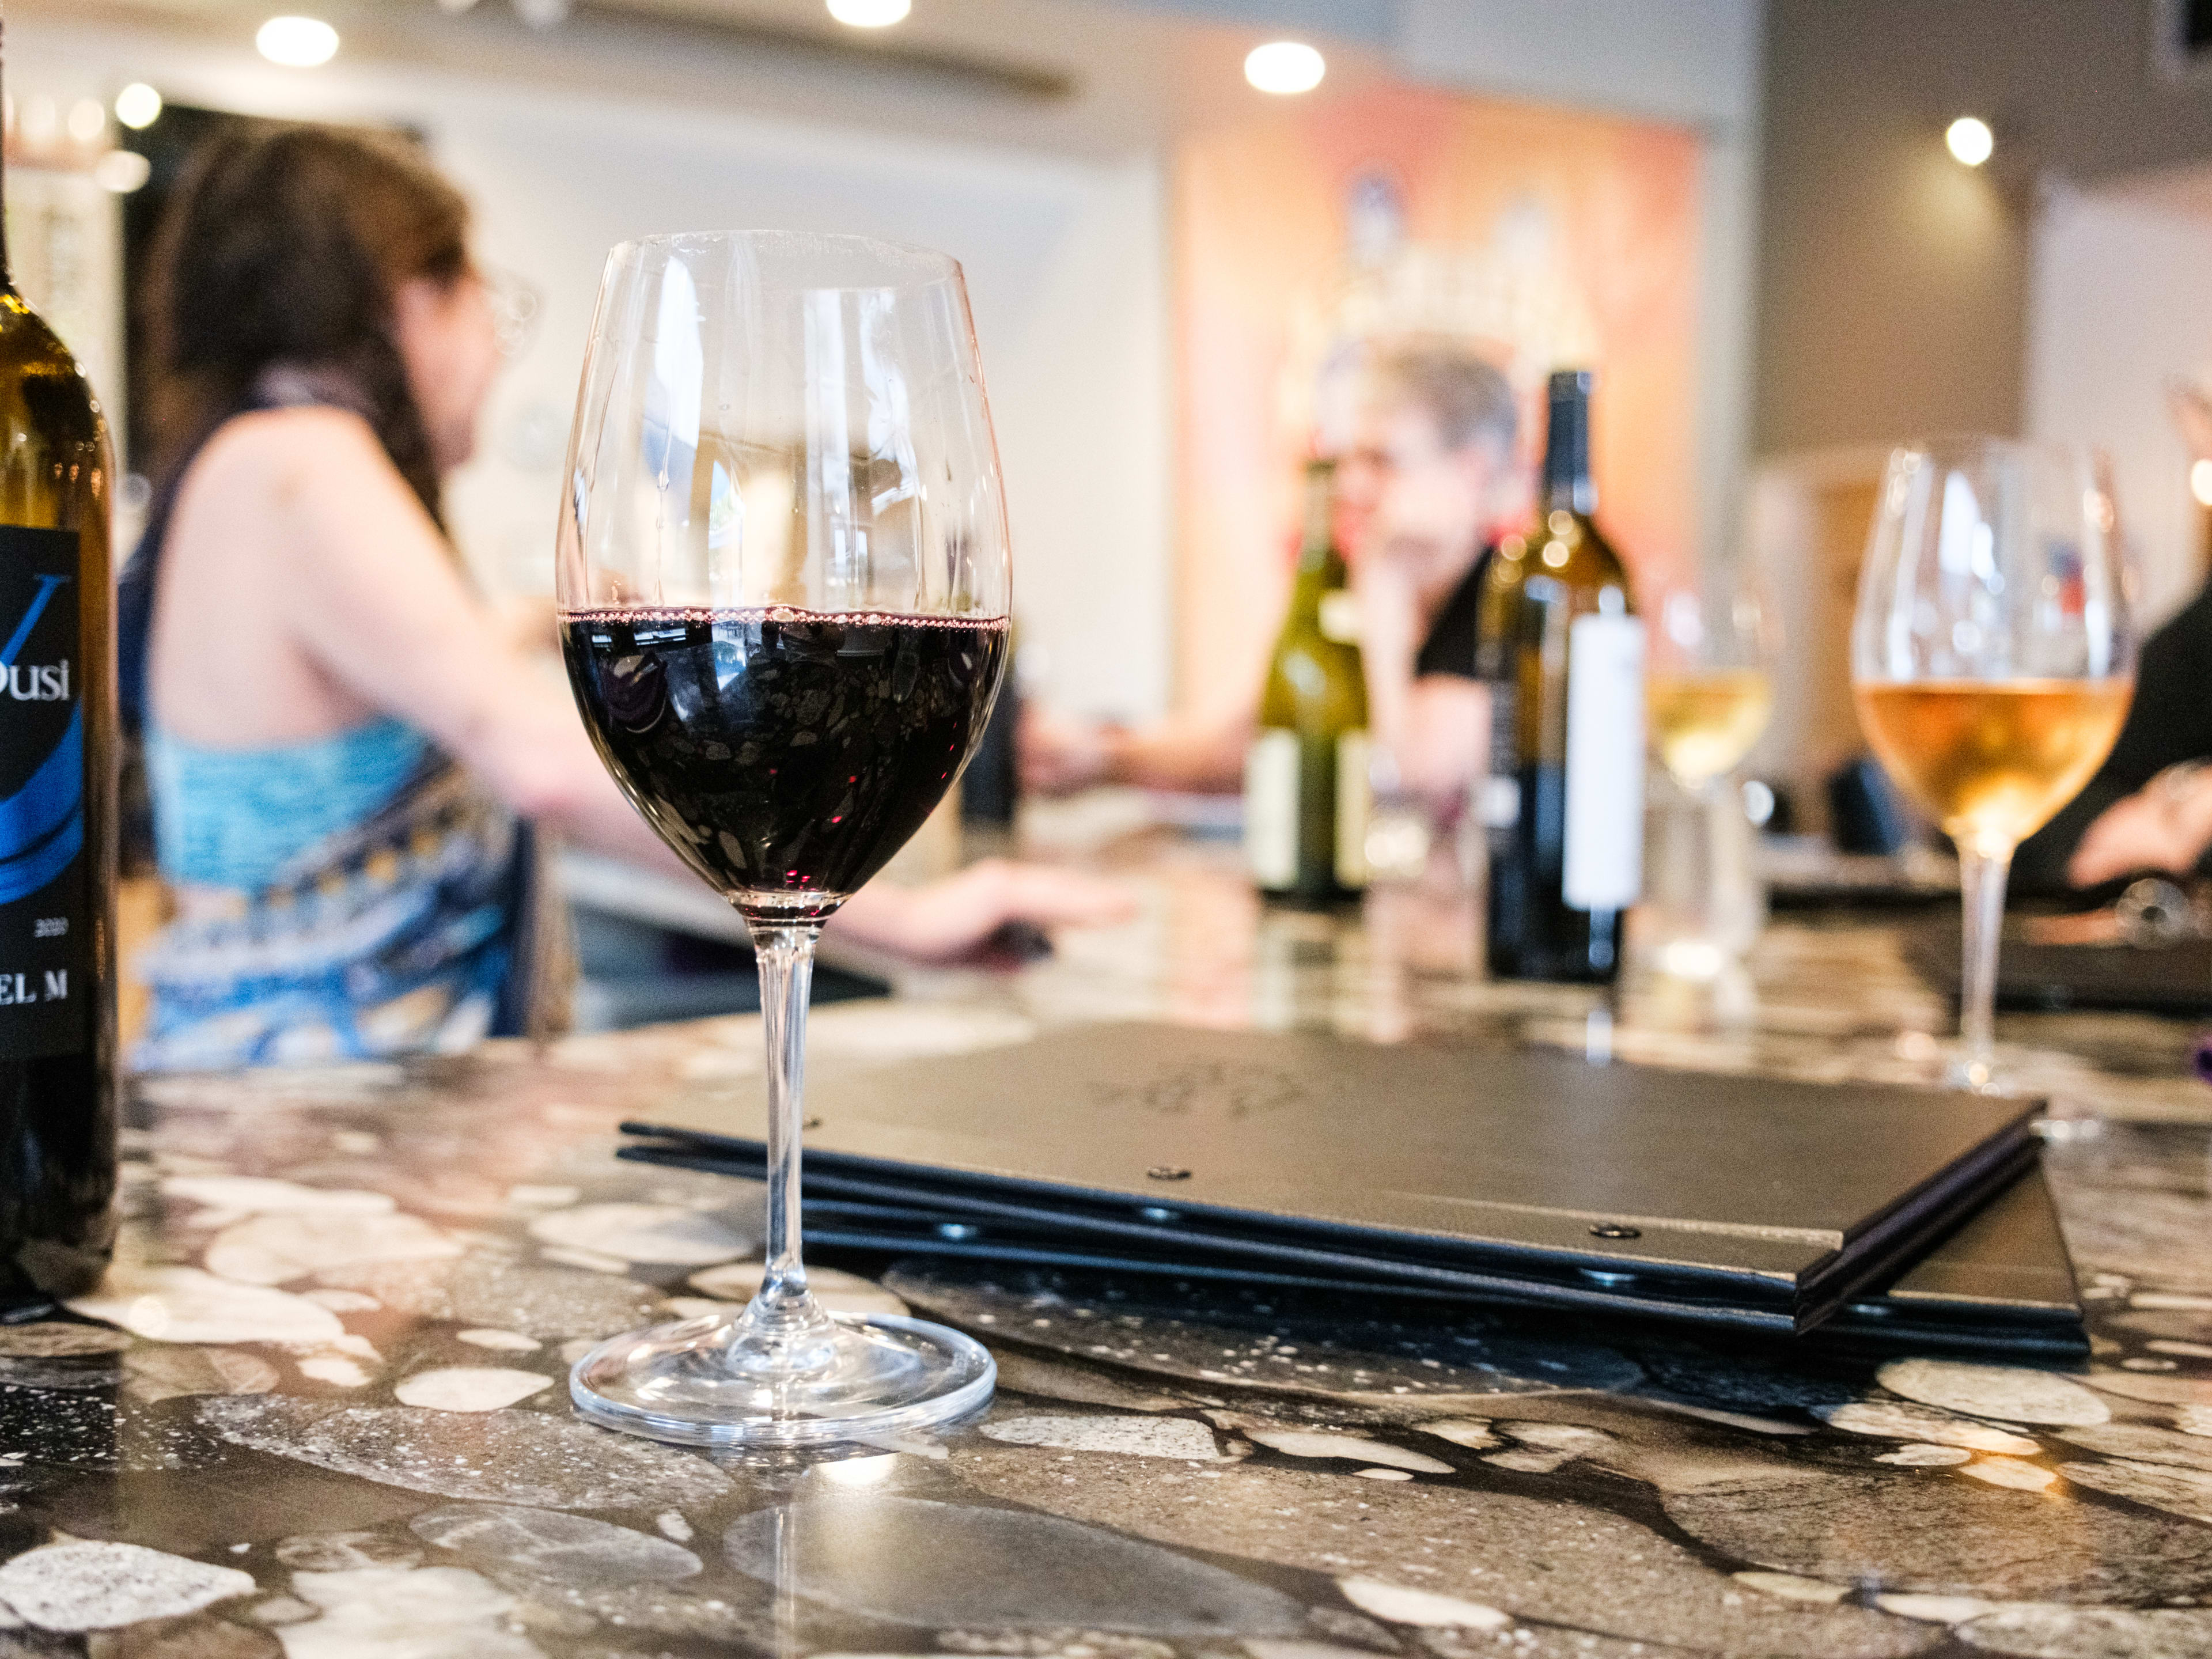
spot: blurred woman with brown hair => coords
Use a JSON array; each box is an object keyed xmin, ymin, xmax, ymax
[{"xmin": 123, "ymin": 123, "xmax": 1120, "ymax": 1067}]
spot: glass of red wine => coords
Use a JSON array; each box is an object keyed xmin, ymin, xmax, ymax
[{"xmin": 555, "ymin": 232, "xmax": 1009, "ymax": 1446}]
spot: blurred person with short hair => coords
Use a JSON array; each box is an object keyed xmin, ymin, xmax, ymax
[
  {"xmin": 1021, "ymin": 343, "xmax": 1522, "ymax": 803},
  {"xmin": 122, "ymin": 123, "xmax": 1123, "ymax": 1068}
]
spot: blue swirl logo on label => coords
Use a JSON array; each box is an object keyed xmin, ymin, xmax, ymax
[{"xmin": 0, "ymin": 574, "xmax": 78, "ymax": 904}]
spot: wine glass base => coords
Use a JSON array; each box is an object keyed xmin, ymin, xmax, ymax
[
  {"xmin": 1904, "ymin": 1038, "xmax": 2061, "ymax": 1097},
  {"xmin": 570, "ymin": 1310, "xmax": 995, "ymax": 1448}
]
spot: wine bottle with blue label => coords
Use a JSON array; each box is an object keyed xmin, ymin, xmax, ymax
[{"xmin": 0, "ymin": 20, "xmax": 119, "ymax": 1308}]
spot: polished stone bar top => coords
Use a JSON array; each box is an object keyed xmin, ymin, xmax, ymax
[{"xmin": 7, "ymin": 827, "xmax": 2212, "ymax": 1659}]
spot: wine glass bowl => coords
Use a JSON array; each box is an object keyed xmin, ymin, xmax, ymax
[
  {"xmin": 1853, "ymin": 679, "xmax": 2131, "ymax": 860},
  {"xmin": 1851, "ymin": 438, "xmax": 2133, "ymax": 1086},
  {"xmin": 1646, "ymin": 579, "xmax": 1777, "ymax": 794},
  {"xmin": 555, "ymin": 231, "xmax": 1007, "ymax": 1445}
]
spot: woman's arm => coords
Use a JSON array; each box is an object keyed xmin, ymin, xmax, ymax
[
  {"xmin": 1020, "ymin": 703, "xmax": 1252, "ymax": 796},
  {"xmin": 264, "ymin": 411, "xmax": 686, "ymax": 870},
  {"xmin": 1359, "ymin": 544, "xmax": 1488, "ymax": 804},
  {"xmin": 1396, "ymin": 677, "xmax": 1488, "ymax": 801},
  {"xmin": 832, "ymin": 859, "xmax": 1135, "ymax": 959},
  {"xmin": 269, "ymin": 417, "xmax": 1132, "ymax": 956}
]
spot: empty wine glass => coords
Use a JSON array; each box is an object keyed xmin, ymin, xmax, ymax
[
  {"xmin": 1852, "ymin": 438, "xmax": 2134, "ymax": 1089},
  {"xmin": 556, "ymin": 232, "xmax": 1009, "ymax": 1445}
]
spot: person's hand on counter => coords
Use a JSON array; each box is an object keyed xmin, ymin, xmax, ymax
[
  {"xmin": 1018, "ymin": 703, "xmax": 1249, "ymax": 798},
  {"xmin": 2069, "ymin": 761, "xmax": 2212, "ymax": 887},
  {"xmin": 830, "ymin": 859, "xmax": 1137, "ymax": 963},
  {"xmin": 1018, "ymin": 706, "xmax": 1122, "ymax": 796}
]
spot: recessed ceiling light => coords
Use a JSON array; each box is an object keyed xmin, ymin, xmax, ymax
[
  {"xmin": 1245, "ymin": 40, "xmax": 1325, "ymax": 95},
  {"xmin": 2192, "ymin": 459, "xmax": 2212, "ymax": 508},
  {"xmin": 256, "ymin": 16, "xmax": 340, "ymax": 67},
  {"xmin": 113, "ymin": 82, "xmax": 164, "ymax": 129},
  {"xmin": 1945, "ymin": 115, "xmax": 1993, "ymax": 166},
  {"xmin": 67, "ymin": 98, "xmax": 106, "ymax": 144},
  {"xmin": 827, "ymin": 0, "xmax": 911, "ymax": 26}
]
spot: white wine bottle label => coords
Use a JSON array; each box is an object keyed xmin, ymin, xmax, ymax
[
  {"xmin": 1244, "ymin": 728, "xmax": 1300, "ymax": 888},
  {"xmin": 0, "ymin": 530, "xmax": 90, "ymax": 1059},
  {"xmin": 1562, "ymin": 612, "xmax": 1646, "ymax": 911},
  {"xmin": 1480, "ymin": 681, "xmax": 1520, "ymax": 829},
  {"xmin": 1334, "ymin": 729, "xmax": 1371, "ymax": 887}
]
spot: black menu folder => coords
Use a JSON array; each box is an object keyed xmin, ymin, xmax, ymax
[
  {"xmin": 1903, "ymin": 916, "xmax": 2212, "ymax": 1014},
  {"xmin": 622, "ymin": 1023, "xmax": 2082, "ymax": 1349}
]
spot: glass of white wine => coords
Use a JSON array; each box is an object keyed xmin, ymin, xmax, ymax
[
  {"xmin": 1852, "ymin": 438, "xmax": 2134, "ymax": 1089},
  {"xmin": 1648, "ymin": 579, "xmax": 1777, "ymax": 798},
  {"xmin": 1635, "ymin": 575, "xmax": 1777, "ymax": 1002}
]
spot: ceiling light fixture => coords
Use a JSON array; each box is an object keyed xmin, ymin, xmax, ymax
[
  {"xmin": 827, "ymin": 0, "xmax": 911, "ymax": 26},
  {"xmin": 66, "ymin": 98, "xmax": 106, "ymax": 144},
  {"xmin": 2192, "ymin": 459, "xmax": 2212, "ymax": 508},
  {"xmin": 1945, "ymin": 115, "xmax": 1994, "ymax": 166},
  {"xmin": 113, "ymin": 82, "xmax": 164, "ymax": 129},
  {"xmin": 256, "ymin": 16, "xmax": 340, "ymax": 67},
  {"xmin": 1244, "ymin": 40, "xmax": 1325, "ymax": 94}
]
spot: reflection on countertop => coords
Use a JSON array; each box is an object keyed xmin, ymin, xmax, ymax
[{"xmin": 13, "ymin": 818, "xmax": 2212, "ymax": 1658}]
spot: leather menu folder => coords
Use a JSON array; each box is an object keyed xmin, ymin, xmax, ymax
[
  {"xmin": 622, "ymin": 1022, "xmax": 2074, "ymax": 1345},
  {"xmin": 1904, "ymin": 915, "xmax": 2212, "ymax": 1014}
]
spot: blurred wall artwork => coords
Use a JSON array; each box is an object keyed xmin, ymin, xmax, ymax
[{"xmin": 1175, "ymin": 84, "xmax": 1704, "ymax": 715}]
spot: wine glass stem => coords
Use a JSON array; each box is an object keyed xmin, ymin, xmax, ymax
[
  {"xmin": 1958, "ymin": 844, "xmax": 2012, "ymax": 1081},
  {"xmin": 751, "ymin": 923, "xmax": 823, "ymax": 1340}
]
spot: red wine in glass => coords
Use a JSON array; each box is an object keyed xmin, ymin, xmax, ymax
[{"xmin": 562, "ymin": 607, "xmax": 1009, "ymax": 912}]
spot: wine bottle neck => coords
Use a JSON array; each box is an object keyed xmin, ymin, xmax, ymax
[
  {"xmin": 1297, "ymin": 463, "xmax": 1336, "ymax": 573},
  {"xmin": 1, "ymin": 16, "xmax": 12, "ymax": 284},
  {"xmin": 1543, "ymin": 377, "xmax": 1596, "ymax": 516}
]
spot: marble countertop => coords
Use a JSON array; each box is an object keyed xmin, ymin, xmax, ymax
[{"xmin": 10, "ymin": 827, "xmax": 2212, "ymax": 1659}]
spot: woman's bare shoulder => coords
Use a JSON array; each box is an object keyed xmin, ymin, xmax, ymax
[{"xmin": 183, "ymin": 406, "xmax": 398, "ymax": 505}]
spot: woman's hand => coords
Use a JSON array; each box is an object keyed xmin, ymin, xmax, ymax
[
  {"xmin": 1018, "ymin": 706, "xmax": 1120, "ymax": 796},
  {"xmin": 1019, "ymin": 705, "xmax": 1249, "ymax": 797},
  {"xmin": 829, "ymin": 859, "xmax": 1136, "ymax": 963},
  {"xmin": 2069, "ymin": 763, "xmax": 2212, "ymax": 886}
]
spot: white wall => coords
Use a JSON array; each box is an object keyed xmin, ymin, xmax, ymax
[
  {"xmin": 10, "ymin": 14, "xmax": 1172, "ymax": 722},
  {"xmin": 2027, "ymin": 177, "xmax": 2212, "ymax": 628},
  {"xmin": 433, "ymin": 89, "xmax": 1169, "ymax": 721}
]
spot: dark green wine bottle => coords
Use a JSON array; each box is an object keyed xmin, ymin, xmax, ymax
[
  {"xmin": 1245, "ymin": 460, "xmax": 1369, "ymax": 905},
  {"xmin": 0, "ymin": 21, "xmax": 120, "ymax": 1309},
  {"xmin": 1478, "ymin": 370, "xmax": 1644, "ymax": 981}
]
